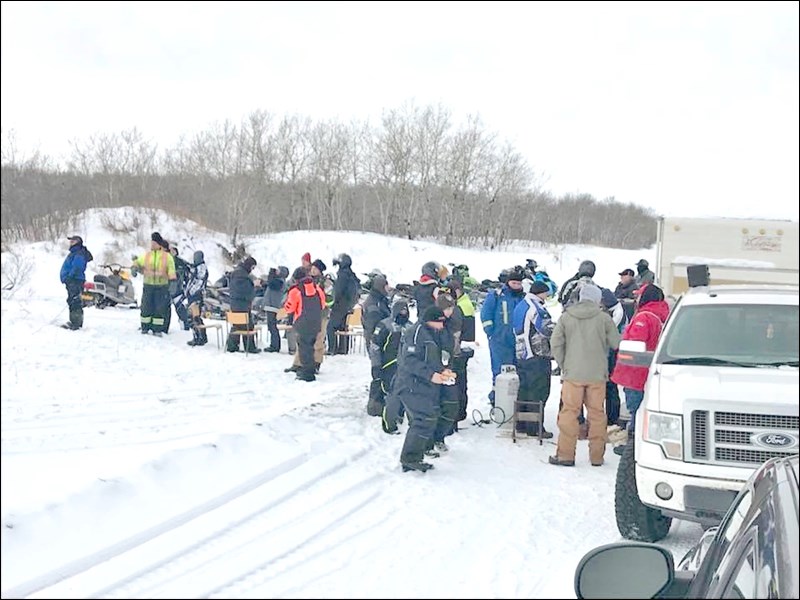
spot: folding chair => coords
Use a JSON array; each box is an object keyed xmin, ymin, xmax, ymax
[
  {"xmin": 512, "ymin": 400, "xmax": 544, "ymax": 445},
  {"xmin": 335, "ymin": 306, "xmax": 365, "ymax": 355},
  {"xmin": 225, "ymin": 311, "xmax": 260, "ymax": 355},
  {"xmin": 189, "ymin": 303, "xmax": 223, "ymax": 349}
]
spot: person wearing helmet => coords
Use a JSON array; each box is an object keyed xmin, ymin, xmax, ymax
[
  {"xmin": 185, "ymin": 250, "xmax": 210, "ymax": 347},
  {"xmin": 634, "ymin": 259, "xmax": 655, "ymax": 287},
  {"xmin": 480, "ymin": 266, "xmax": 526, "ymax": 405},
  {"xmin": 414, "ymin": 261, "xmax": 448, "ymax": 317},
  {"xmin": 327, "ymin": 253, "xmax": 361, "ymax": 354},
  {"xmin": 558, "ymin": 259, "xmax": 597, "ymax": 308}
]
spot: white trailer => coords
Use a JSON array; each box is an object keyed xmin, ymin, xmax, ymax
[{"xmin": 655, "ymin": 217, "xmax": 799, "ymax": 297}]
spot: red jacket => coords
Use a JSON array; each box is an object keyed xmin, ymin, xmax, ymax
[{"xmin": 611, "ymin": 300, "xmax": 670, "ymax": 391}]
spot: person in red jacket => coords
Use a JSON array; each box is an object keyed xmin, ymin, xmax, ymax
[
  {"xmin": 284, "ymin": 267, "xmax": 326, "ymax": 382},
  {"xmin": 610, "ymin": 283, "xmax": 670, "ymax": 455}
]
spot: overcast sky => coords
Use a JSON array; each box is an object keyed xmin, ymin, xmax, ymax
[{"xmin": 2, "ymin": 1, "xmax": 798, "ymax": 221}]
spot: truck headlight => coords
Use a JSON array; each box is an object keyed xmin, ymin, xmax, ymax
[{"xmin": 643, "ymin": 411, "xmax": 683, "ymax": 460}]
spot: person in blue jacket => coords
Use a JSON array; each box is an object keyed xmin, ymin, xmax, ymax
[
  {"xmin": 60, "ymin": 235, "xmax": 93, "ymax": 330},
  {"xmin": 480, "ymin": 266, "xmax": 526, "ymax": 405}
]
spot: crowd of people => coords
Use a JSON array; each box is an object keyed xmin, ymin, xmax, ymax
[{"xmin": 60, "ymin": 232, "xmax": 666, "ymax": 473}]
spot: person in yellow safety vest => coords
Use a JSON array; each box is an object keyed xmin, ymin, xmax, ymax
[{"xmin": 132, "ymin": 232, "xmax": 177, "ymax": 337}]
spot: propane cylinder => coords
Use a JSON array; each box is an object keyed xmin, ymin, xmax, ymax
[{"xmin": 494, "ymin": 364, "xmax": 519, "ymax": 427}]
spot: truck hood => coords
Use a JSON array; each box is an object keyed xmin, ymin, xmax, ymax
[{"xmin": 648, "ymin": 365, "xmax": 800, "ymax": 414}]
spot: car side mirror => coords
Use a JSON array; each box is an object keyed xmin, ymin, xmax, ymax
[
  {"xmin": 617, "ymin": 340, "xmax": 655, "ymax": 368},
  {"xmin": 575, "ymin": 543, "xmax": 675, "ymax": 599}
]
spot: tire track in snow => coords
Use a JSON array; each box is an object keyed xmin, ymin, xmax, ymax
[
  {"xmin": 13, "ymin": 445, "xmax": 379, "ymax": 600},
  {"xmin": 4, "ymin": 453, "xmax": 308, "ymax": 600}
]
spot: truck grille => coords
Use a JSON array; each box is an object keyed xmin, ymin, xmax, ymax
[{"xmin": 690, "ymin": 410, "xmax": 799, "ymax": 467}]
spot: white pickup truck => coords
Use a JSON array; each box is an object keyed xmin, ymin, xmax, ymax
[{"xmin": 614, "ymin": 281, "xmax": 799, "ymax": 542}]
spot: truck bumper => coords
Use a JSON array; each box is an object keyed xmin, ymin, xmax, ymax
[{"xmin": 636, "ymin": 463, "xmax": 746, "ymax": 523}]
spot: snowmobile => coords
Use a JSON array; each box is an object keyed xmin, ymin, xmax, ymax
[
  {"xmin": 203, "ymin": 284, "xmax": 231, "ymax": 320},
  {"xmin": 81, "ymin": 263, "xmax": 138, "ymax": 309}
]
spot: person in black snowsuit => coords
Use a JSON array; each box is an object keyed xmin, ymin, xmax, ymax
[
  {"xmin": 186, "ymin": 250, "xmax": 209, "ymax": 347},
  {"xmin": 226, "ymin": 256, "xmax": 261, "ymax": 353},
  {"xmin": 363, "ymin": 274, "xmax": 392, "ymax": 416},
  {"xmin": 412, "ymin": 260, "xmax": 446, "ymax": 318},
  {"xmin": 326, "ymin": 253, "xmax": 360, "ymax": 354},
  {"xmin": 284, "ymin": 267, "xmax": 326, "ymax": 382},
  {"xmin": 395, "ymin": 305, "xmax": 455, "ymax": 473},
  {"xmin": 60, "ymin": 235, "xmax": 93, "ymax": 330},
  {"xmin": 431, "ymin": 293, "xmax": 461, "ymax": 452},
  {"xmin": 447, "ymin": 278, "xmax": 476, "ymax": 427},
  {"xmin": 378, "ymin": 300, "xmax": 412, "ymax": 433}
]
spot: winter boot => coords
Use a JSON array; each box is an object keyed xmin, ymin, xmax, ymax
[
  {"xmin": 68, "ymin": 307, "xmax": 83, "ymax": 330},
  {"xmin": 314, "ymin": 362, "xmax": 321, "ymax": 374},
  {"xmin": 401, "ymin": 461, "xmax": 434, "ymax": 473},
  {"xmin": 548, "ymin": 455, "xmax": 575, "ymax": 467},
  {"xmin": 382, "ymin": 406, "xmax": 399, "ymax": 434},
  {"xmin": 434, "ymin": 441, "xmax": 449, "ymax": 453},
  {"xmin": 296, "ymin": 370, "xmax": 316, "ymax": 382},
  {"xmin": 284, "ymin": 365, "xmax": 301, "ymax": 373}
]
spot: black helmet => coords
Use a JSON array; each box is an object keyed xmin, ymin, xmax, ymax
[
  {"xmin": 193, "ymin": 250, "xmax": 204, "ymax": 266},
  {"xmin": 333, "ymin": 253, "xmax": 352, "ymax": 269},
  {"xmin": 422, "ymin": 261, "xmax": 443, "ymax": 280},
  {"xmin": 578, "ymin": 260, "xmax": 596, "ymax": 278}
]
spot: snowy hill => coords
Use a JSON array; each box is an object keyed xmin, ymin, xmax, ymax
[{"xmin": 2, "ymin": 208, "xmax": 699, "ymax": 600}]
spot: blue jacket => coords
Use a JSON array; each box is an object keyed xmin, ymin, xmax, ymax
[
  {"xmin": 60, "ymin": 244, "xmax": 91, "ymax": 283},
  {"xmin": 480, "ymin": 285, "xmax": 524, "ymax": 347}
]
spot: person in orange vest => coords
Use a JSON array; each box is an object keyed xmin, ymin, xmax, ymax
[
  {"xmin": 131, "ymin": 232, "xmax": 176, "ymax": 336},
  {"xmin": 284, "ymin": 267, "xmax": 326, "ymax": 382}
]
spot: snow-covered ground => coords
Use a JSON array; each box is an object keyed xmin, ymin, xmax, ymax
[{"xmin": 0, "ymin": 209, "xmax": 702, "ymax": 599}]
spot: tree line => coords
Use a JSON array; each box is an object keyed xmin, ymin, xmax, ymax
[{"xmin": 1, "ymin": 103, "xmax": 658, "ymax": 249}]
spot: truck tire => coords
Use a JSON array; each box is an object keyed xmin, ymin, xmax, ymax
[{"xmin": 615, "ymin": 439, "xmax": 672, "ymax": 542}]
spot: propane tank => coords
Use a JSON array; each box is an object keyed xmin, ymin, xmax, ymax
[{"xmin": 494, "ymin": 364, "xmax": 519, "ymax": 427}]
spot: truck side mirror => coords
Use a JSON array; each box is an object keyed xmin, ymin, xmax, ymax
[
  {"xmin": 617, "ymin": 340, "xmax": 654, "ymax": 367},
  {"xmin": 575, "ymin": 543, "xmax": 675, "ymax": 599}
]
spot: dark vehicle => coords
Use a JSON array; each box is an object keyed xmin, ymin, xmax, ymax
[{"xmin": 575, "ymin": 454, "xmax": 799, "ymax": 599}]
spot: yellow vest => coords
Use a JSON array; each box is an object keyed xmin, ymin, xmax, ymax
[{"xmin": 134, "ymin": 250, "xmax": 176, "ymax": 286}]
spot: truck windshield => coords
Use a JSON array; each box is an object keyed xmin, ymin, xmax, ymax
[{"xmin": 658, "ymin": 304, "xmax": 799, "ymax": 367}]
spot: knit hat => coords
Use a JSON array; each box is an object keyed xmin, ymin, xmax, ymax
[
  {"xmin": 312, "ymin": 259, "xmax": 327, "ymax": 273},
  {"xmin": 601, "ymin": 287, "xmax": 619, "ymax": 309},
  {"xmin": 422, "ymin": 305, "xmax": 447, "ymax": 323},
  {"xmin": 530, "ymin": 281, "xmax": 550, "ymax": 296},
  {"xmin": 242, "ymin": 256, "xmax": 257, "ymax": 272},
  {"xmin": 638, "ymin": 283, "xmax": 664, "ymax": 305},
  {"xmin": 302, "ymin": 252, "xmax": 311, "ymax": 264},
  {"xmin": 579, "ymin": 284, "xmax": 602, "ymax": 304}
]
